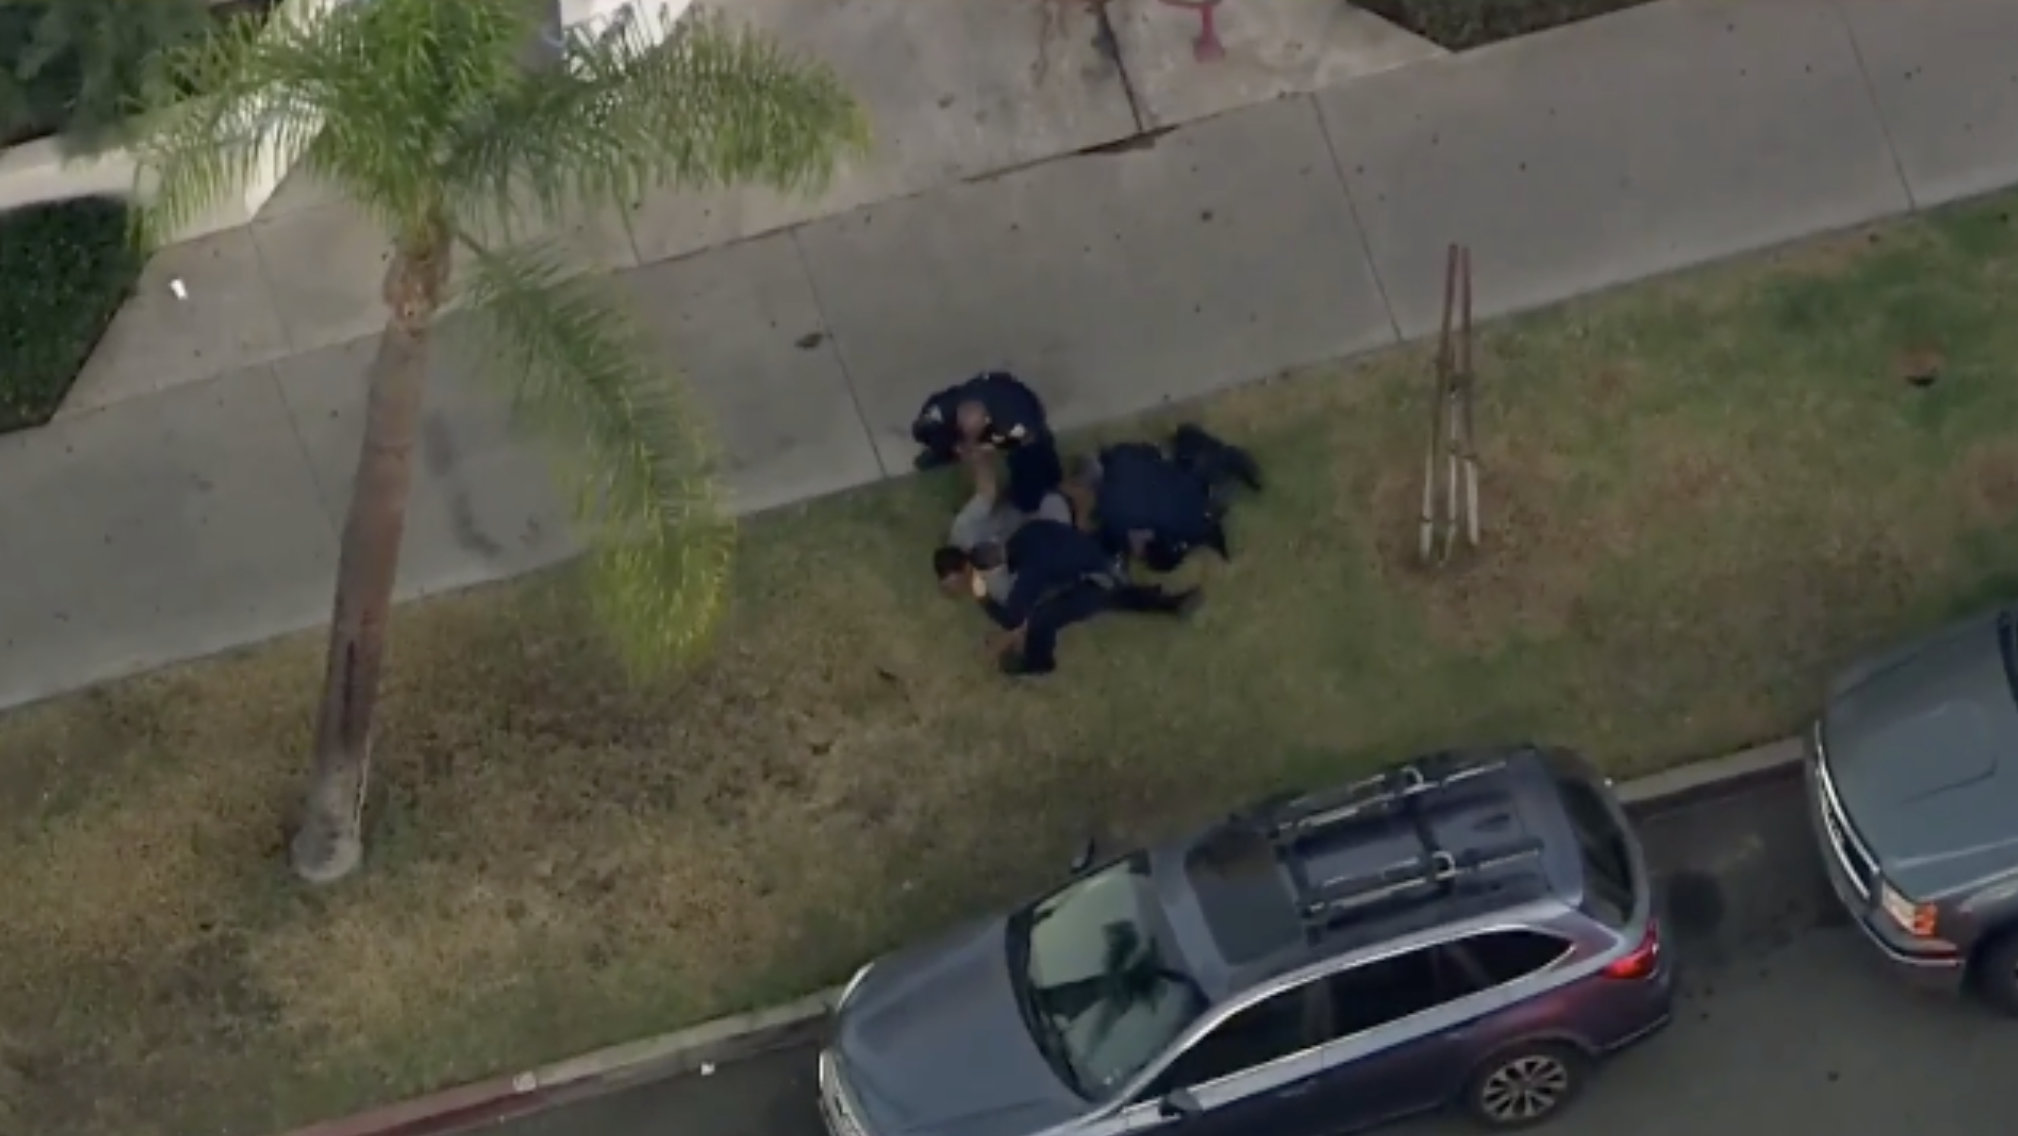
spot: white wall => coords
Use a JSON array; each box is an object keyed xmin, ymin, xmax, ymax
[
  {"xmin": 557, "ymin": 0, "xmax": 697, "ymax": 43},
  {"xmin": 0, "ymin": 141, "xmax": 136, "ymax": 217},
  {"xmin": 0, "ymin": 0, "xmax": 698, "ymax": 242}
]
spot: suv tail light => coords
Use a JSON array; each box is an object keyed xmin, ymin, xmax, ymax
[{"xmin": 1601, "ymin": 917, "xmax": 1660, "ymax": 980}]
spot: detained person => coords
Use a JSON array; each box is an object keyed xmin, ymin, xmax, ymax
[{"xmin": 933, "ymin": 518, "xmax": 1198, "ymax": 676}]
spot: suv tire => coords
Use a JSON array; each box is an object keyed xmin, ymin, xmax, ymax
[
  {"xmin": 1461, "ymin": 1041, "xmax": 1588, "ymax": 1129},
  {"xmin": 1970, "ymin": 931, "xmax": 2018, "ymax": 1016}
]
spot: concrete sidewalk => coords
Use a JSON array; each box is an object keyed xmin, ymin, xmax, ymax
[{"xmin": 3, "ymin": 0, "xmax": 2015, "ymax": 711}]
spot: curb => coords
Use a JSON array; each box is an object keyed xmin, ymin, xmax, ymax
[
  {"xmin": 1615, "ymin": 736, "xmax": 1804, "ymax": 814},
  {"xmin": 279, "ymin": 734, "xmax": 1807, "ymax": 1136},
  {"xmin": 274, "ymin": 988, "xmax": 841, "ymax": 1136}
]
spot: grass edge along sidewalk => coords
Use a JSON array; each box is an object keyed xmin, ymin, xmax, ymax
[{"xmin": 281, "ymin": 738, "xmax": 1805, "ymax": 1136}]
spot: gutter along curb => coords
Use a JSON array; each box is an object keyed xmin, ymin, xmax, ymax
[{"xmin": 272, "ymin": 988, "xmax": 841, "ymax": 1136}]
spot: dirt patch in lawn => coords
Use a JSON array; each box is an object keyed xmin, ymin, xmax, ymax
[
  {"xmin": 1963, "ymin": 439, "xmax": 2018, "ymax": 521},
  {"xmin": 1368, "ymin": 445, "xmax": 1608, "ymax": 650},
  {"xmin": 9, "ymin": 194, "xmax": 2018, "ymax": 1136}
]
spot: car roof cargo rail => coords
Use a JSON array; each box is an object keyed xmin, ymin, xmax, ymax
[
  {"xmin": 1297, "ymin": 836, "xmax": 1544, "ymax": 933},
  {"xmin": 1265, "ymin": 751, "xmax": 1508, "ymax": 845}
]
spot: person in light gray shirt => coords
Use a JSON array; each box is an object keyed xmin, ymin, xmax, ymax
[{"xmin": 946, "ymin": 454, "xmax": 1075, "ymax": 605}]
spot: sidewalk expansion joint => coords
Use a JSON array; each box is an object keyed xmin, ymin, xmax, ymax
[
  {"xmin": 1088, "ymin": 0, "xmax": 1148, "ymax": 134},
  {"xmin": 1829, "ymin": 0, "xmax": 1919, "ymax": 212},
  {"xmin": 957, "ymin": 124, "xmax": 1178, "ymax": 190}
]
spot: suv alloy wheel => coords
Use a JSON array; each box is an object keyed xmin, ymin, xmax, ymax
[{"xmin": 1462, "ymin": 1041, "xmax": 1587, "ymax": 1129}]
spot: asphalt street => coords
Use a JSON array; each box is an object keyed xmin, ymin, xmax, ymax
[{"xmin": 489, "ymin": 775, "xmax": 2018, "ymax": 1136}]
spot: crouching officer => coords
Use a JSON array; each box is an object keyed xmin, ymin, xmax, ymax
[
  {"xmin": 910, "ymin": 370, "xmax": 1063, "ymax": 512},
  {"xmin": 932, "ymin": 518, "xmax": 1197, "ymax": 676},
  {"xmin": 1079, "ymin": 425, "xmax": 1261, "ymax": 572}
]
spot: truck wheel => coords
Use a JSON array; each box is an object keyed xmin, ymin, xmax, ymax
[
  {"xmin": 1462, "ymin": 1041, "xmax": 1587, "ymax": 1129},
  {"xmin": 1970, "ymin": 931, "xmax": 2018, "ymax": 1017}
]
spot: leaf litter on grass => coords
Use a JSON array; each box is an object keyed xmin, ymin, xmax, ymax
[{"xmin": 9, "ymin": 194, "xmax": 2018, "ymax": 1135}]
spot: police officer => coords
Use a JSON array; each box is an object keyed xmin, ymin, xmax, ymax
[
  {"xmin": 1170, "ymin": 423, "xmax": 1263, "ymax": 497},
  {"xmin": 910, "ymin": 371, "xmax": 1062, "ymax": 512},
  {"xmin": 931, "ymin": 518, "xmax": 1197, "ymax": 676},
  {"xmin": 1080, "ymin": 424, "xmax": 1261, "ymax": 572},
  {"xmin": 1081, "ymin": 442, "xmax": 1223, "ymax": 572}
]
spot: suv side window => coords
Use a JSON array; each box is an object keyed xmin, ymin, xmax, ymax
[
  {"xmin": 1449, "ymin": 929, "xmax": 1572, "ymax": 987},
  {"xmin": 1141, "ymin": 983, "xmax": 1327, "ymax": 1097},
  {"xmin": 1323, "ymin": 946, "xmax": 1452, "ymax": 1036}
]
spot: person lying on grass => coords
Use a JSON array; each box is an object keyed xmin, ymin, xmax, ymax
[
  {"xmin": 933, "ymin": 517, "xmax": 1198, "ymax": 677},
  {"xmin": 947, "ymin": 453, "xmax": 1079, "ymax": 611}
]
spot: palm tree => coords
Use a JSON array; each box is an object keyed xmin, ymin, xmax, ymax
[
  {"xmin": 131, "ymin": 0, "xmax": 868, "ymax": 883},
  {"xmin": 0, "ymin": 0, "xmax": 216, "ymax": 150}
]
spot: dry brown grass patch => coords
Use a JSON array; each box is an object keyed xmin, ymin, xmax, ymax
[
  {"xmin": 1960, "ymin": 438, "xmax": 2018, "ymax": 523},
  {"xmin": 1367, "ymin": 446, "xmax": 1604, "ymax": 649}
]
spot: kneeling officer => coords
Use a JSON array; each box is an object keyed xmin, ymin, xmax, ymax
[
  {"xmin": 1081, "ymin": 425, "xmax": 1260, "ymax": 572},
  {"xmin": 911, "ymin": 370, "xmax": 1062, "ymax": 512},
  {"xmin": 933, "ymin": 518, "xmax": 1196, "ymax": 676}
]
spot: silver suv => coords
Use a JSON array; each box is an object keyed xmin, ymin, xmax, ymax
[{"xmin": 818, "ymin": 746, "xmax": 1672, "ymax": 1136}]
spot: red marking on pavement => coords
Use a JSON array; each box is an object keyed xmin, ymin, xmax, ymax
[{"xmin": 1157, "ymin": 0, "xmax": 1227, "ymax": 63}]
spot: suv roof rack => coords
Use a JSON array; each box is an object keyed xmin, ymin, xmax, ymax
[
  {"xmin": 1257, "ymin": 749, "xmax": 1544, "ymax": 943},
  {"xmin": 1265, "ymin": 750, "xmax": 1508, "ymax": 844},
  {"xmin": 1296, "ymin": 838, "xmax": 1543, "ymax": 929}
]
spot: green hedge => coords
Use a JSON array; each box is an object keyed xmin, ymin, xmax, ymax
[
  {"xmin": 1357, "ymin": 0, "xmax": 1657, "ymax": 51},
  {"xmin": 0, "ymin": 196, "xmax": 144, "ymax": 434},
  {"xmin": 0, "ymin": 0, "xmax": 241, "ymax": 150}
]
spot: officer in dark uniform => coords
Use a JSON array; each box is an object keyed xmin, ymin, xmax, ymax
[
  {"xmin": 932, "ymin": 518, "xmax": 1197, "ymax": 675},
  {"xmin": 1080, "ymin": 424, "xmax": 1262, "ymax": 572},
  {"xmin": 1170, "ymin": 423, "xmax": 1263, "ymax": 497},
  {"xmin": 1083, "ymin": 442, "xmax": 1224, "ymax": 571},
  {"xmin": 910, "ymin": 371, "xmax": 1062, "ymax": 512}
]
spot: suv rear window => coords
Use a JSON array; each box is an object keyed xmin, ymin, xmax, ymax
[{"xmin": 1550, "ymin": 771, "xmax": 1636, "ymax": 928}]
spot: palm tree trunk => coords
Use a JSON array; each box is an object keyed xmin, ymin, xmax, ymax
[{"xmin": 290, "ymin": 228, "xmax": 452, "ymax": 885}]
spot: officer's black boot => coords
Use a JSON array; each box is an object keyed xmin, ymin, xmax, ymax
[
  {"xmin": 1143, "ymin": 540, "xmax": 1187, "ymax": 574},
  {"xmin": 1173, "ymin": 423, "xmax": 1264, "ymax": 493},
  {"xmin": 1204, "ymin": 522, "xmax": 1231, "ymax": 561},
  {"xmin": 1226, "ymin": 443, "xmax": 1264, "ymax": 492}
]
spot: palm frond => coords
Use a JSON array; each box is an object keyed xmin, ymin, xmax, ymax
[
  {"xmin": 131, "ymin": 0, "xmax": 533, "ymax": 246},
  {"xmin": 456, "ymin": 237, "xmax": 733, "ymax": 672},
  {"xmin": 125, "ymin": 6, "xmax": 326, "ymax": 246},
  {"xmin": 298, "ymin": 0, "xmax": 530, "ymax": 224},
  {"xmin": 448, "ymin": 5, "xmax": 870, "ymax": 235}
]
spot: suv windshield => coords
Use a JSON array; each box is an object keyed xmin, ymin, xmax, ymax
[{"xmin": 1006, "ymin": 854, "xmax": 1208, "ymax": 1101}]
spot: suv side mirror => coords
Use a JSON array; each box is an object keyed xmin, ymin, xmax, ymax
[
  {"xmin": 1069, "ymin": 836, "xmax": 1097, "ymax": 874},
  {"xmin": 1159, "ymin": 1088, "xmax": 1204, "ymax": 1119}
]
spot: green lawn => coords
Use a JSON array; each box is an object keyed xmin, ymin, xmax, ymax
[{"xmin": 7, "ymin": 195, "xmax": 2018, "ymax": 1136}]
